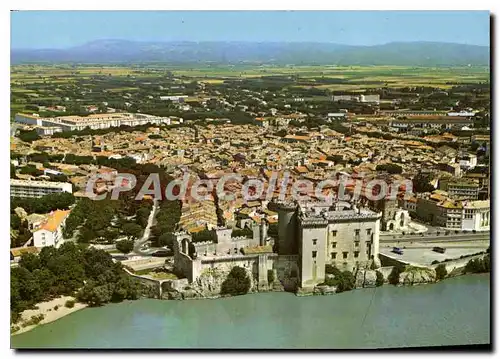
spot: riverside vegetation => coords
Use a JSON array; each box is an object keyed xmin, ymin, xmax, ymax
[{"xmin": 11, "ymin": 242, "xmax": 141, "ymax": 324}]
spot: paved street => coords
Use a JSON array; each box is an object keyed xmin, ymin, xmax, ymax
[
  {"xmin": 380, "ymin": 232, "xmax": 490, "ymax": 243},
  {"xmin": 133, "ymin": 199, "xmax": 161, "ymax": 256}
]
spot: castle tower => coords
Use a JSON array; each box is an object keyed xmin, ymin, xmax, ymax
[
  {"xmin": 269, "ymin": 201, "xmax": 298, "ymax": 255},
  {"xmin": 369, "ymin": 197, "xmax": 397, "ymax": 231},
  {"xmin": 214, "ymin": 226, "xmax": 232, "ymax": 244}
]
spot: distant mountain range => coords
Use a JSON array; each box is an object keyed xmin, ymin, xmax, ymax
[{"xmin": 11, "ymin": 40, "xmax": 490, "ymax": 66}]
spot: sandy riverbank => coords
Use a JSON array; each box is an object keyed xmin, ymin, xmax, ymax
[{"xmin": 11, "ymin": 296, "xmax": 87, "ymax": 336}]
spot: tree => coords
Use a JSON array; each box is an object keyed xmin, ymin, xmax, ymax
[
  {"xmin": 156, "ymin": 233, "xmax": 173, "ymax": 249},
  {"xmin": 435, "ymin": 264, "xmax": 447, "ymax": 281},
  {"xmin": 413, "ymin": 173, "xmax": 435, "ymax": 193},
  {"xmin": 103, "ymin": 228, "xmax": 120, "ymax": 242},
  {"xmin": 77, "ymin": 281, "xmax": 112, "ymax": 307},
  {"xmin": 19, "ymin": 165, "xmax": 44, "ymax": 176},
  {"xmin": 10, "ymin": 163, "xmax": 17, "ymax": 179},
  {"xmin": 221, "ymin": 266, "xmax": 251, "ymax": 296},
  {"xmin": 10, "ymin": 244, "xmax": 140, "ymax": 320},
  {"xmin": 324, "ymin": 269, "xmax": 355, "ymax": 292},
  {"xmin": 135, "ymin": 206, "xmax": 151, "ymax": 228},
  {"xmin": 376, "ymin": 163, "xmax": 403, "ymax": 174},
  {"xmin": 18, "ymin": 129, "xmax": 40, "ymax": 143},
  {"xmin": 375, "ymin": 271, "xmax": 384, "ymax": 287},
  {"xmin": 192, "ymin": 229, "xmax": 213, "ymax": 243},
  {"xmin": 464, "ymin": 255, "xmax": 490, "ymax": 274},
  {"xmin": 388, "ymin": 265, "xmax": 405, "ymax": 285},
  {"xmin": 116, "ymin": 239, "xmax": 134, "ymax": 254},
  {"xmin": 18, "ymin": 253, "xmax": 41, "ymax": 272},
  {"xmin": 122, "ymin": 223, "xmax": 143, "ymax": 240},
  {"xmin": 231, "ymin": 227, "xmax": 253, "ymax": 238}
]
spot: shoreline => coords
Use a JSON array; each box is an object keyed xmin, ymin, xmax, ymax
[
  {"xmin": 10, "ymin": 273, "xmax": 489, "ymax": 338},
  {"xmin": 11, "ymin": 296, "xmax": 87, "ymax": 336}
]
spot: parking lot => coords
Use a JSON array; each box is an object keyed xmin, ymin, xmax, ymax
[{"xmin": 379, "ymin": 241, "xmax": 489, "ymax": 266}]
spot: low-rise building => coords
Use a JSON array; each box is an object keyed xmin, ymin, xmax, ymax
[
  {"xmin": 435, "ymin": 200, "xmax": 463, "ymax": 229},
  {"xmin": 459, "ymin": 154, "xmax": 478, "ymax": 170},
  {"xmin": 445, "ymin": 180, "xmax": 480, "ymax": 200},
  {"xmin": 462, "ymin": 200, "xmax": 490, "ymax": 232},
  {"xmin": 33, "ymin": 209, "xmax": 71, "ymax": 248},
  {"xmin": 254, "ymin": 117, "xmax": 270, "ymax": 128}
]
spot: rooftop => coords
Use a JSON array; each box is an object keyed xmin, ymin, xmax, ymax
[
  {"xmin": 463, "ymin": 200, "xmax": 490, "ymax": 209},
  {"xmin": 10, "ymin": 179, "xmax": 72, "ymax": 189},
  {"xmin": 35, "ymin": 209, "xmax": 71, "ymax": 232}
]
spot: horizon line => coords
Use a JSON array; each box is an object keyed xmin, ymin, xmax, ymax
[{"xmin": 12, "ymin": 38, "xmax": 490, "ymax": 51}]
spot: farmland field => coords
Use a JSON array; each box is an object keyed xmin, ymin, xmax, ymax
[
  {"xmin": 10, "ymin": 64, "xmax": 490, "ymax": 120},
  {"xmin": 11, "ymin": 64, "xmax": 490, "ymax": 85}
]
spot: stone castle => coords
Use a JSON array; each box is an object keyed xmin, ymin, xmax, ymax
[{"xmin": 172, "ymin": 200, "xmax": 382, "ymax": 291}]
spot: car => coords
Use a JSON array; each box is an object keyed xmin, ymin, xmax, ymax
[
  {"xmin": 113, "ymin": 255, "xmax": 129, "ymax": 261},
  {"xmin": 433, "ymin": 247, "xmax": 446, "ymax": 254},
  {"xmin": 151, "ymin": 250, "xmax": 170, "ymax": 257},
  {"xmin": 392, "ymin": 247, "xmax": 403, "ymax": 255}
]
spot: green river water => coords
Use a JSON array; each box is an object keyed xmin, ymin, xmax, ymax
[{"xmin": 11, "ymin": 274, "xmax": 490, "ymax": 349}]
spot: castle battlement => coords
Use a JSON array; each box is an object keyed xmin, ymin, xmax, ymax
[
  {"xmin": 231, "ymin": 235, "xmax": 251, "ymax": 241},
  {"xmin": 214, "ymin": 226, "xmax": 231, "ymax": 231},
  {"xmin": 173, "ymin": 231, "xmax": 189, "ymax": 237},
  {"xmin": 268, "ymin": 200, "xmax": 297, "ymax": 211},
  {"xmin": 193, "ymin": 240, "xmax": 213, "ymax": 246},
  {"xmin": 300, "ymin": 218, "xmax": 329, "ymax": 227}
]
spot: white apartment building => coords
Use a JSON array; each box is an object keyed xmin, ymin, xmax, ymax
[
  {"xmin": 459, "ymin": 154, "xmax": 478, "ymax": 170},
  {"xmin": 462, "ymin": 200, "xmax": 490, "ymax": 232},
  {"xmin": 10, "ymin": 179, "xmax": 73, "ymax": 198},
  {"xmin": 15, "ymin": 112, "xmax": 174, "ymax": 133},
  {"xmin": 33, "ymin": 210, "xmax": 71, "ymax": 248}
]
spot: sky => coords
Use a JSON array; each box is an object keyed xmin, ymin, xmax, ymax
[{"xmin": 11, "ymin": 10, "xmax": 490, "ymax": 49}]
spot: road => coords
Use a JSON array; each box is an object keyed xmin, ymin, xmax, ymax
[
  {"xmin": 10, "ymin": 123, "xmax": 20, "ymax": 137},
  {"xmin": 133, "ymin": 199, "xmax": 160, "ymax": 256},
  {"xmin": 380, "ymin": 232, "xmax": 490, "ymax": 243}
]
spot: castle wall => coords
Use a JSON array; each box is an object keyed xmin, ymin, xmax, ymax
[
  {"xmin": 185, "ymin": 254, "xmax": 300, "ymax": 291},
  {"xmin": 193, "ymin": 237, "xmax": 260, "ymax": 257},
  {"xmin": 174, "ymin": 251, "xmax": 195, "ymax": 282},
  {"xmin": 199, "ymin": 255, "xmax": 259, "ymax": 274},
  {"xmin": 273, "ymin": 255, "xmax": 300, "ymax": 280}
]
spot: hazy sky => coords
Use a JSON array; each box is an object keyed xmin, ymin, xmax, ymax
[{"xmin": 11, "ymin": 10, "xmax": 490, "ymax": 49}]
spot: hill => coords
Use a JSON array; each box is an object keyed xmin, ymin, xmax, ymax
[{"xmin": 11, "ymin": 40, "xmax": 490, "ymax": 66}]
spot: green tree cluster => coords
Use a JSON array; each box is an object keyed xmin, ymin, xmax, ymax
[
  {"xmin": 150, "ymin": 199, "xmax": 182, "ymax": 247},
  {"xmin": 324, "ymin": 265, "xmax": 356, "ymax": 293},
  {"xmin": 412, "ymin": 172, "xmax": 436, "ymax": 193},
  {"xmin": 11, "ymin": 163, "xmax": 18, "ymax": 179},
  {"xmin": 463, "ymin": 254, "xmax": 490, "ymax": 274},
  {"xmin": 11, "ymin": 192, "xmax": 75, "ymax": 214},
  {"xmin": 376, "ymin": 163, "xmax": 403, "ymax": 174},
  {"xmin": 11, "ymin": 243, "xmax": 139, "ymax": 323},
  {"xmin": 435, "ymin": 264, "xmax": 448, "ymax": 280},
  {"xmin": 375, "ymin": 271, "xmax": 384, "ymax": 287},
  {"xmin": 18, "ymin": 129, "xmax": 41, "ymax": 143},
  {"xmin": 10, "ymin": 214, "xmax": 32, "ymax": 248},
  {"xmin": 388, "ymin": 264, "xmax": 406, "ymax": 285},
  {"xmin": 116, "ymin": 240, "xmax": 134, "ymax": 254},
  {"xmin": 231, "ymin": 227, "xmax": 253, "ymax": 238},
  {"xmin": 220, "ymin": 266, "xmax": 251, "ymax": 296},
  {"xmin": 19, "ymin": 165, "xmax": 44, "ymax": 177}
]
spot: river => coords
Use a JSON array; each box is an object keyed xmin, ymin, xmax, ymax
[{"xmin": 11, "ymin": 274, "xmax": 490, "ymax": 349}]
